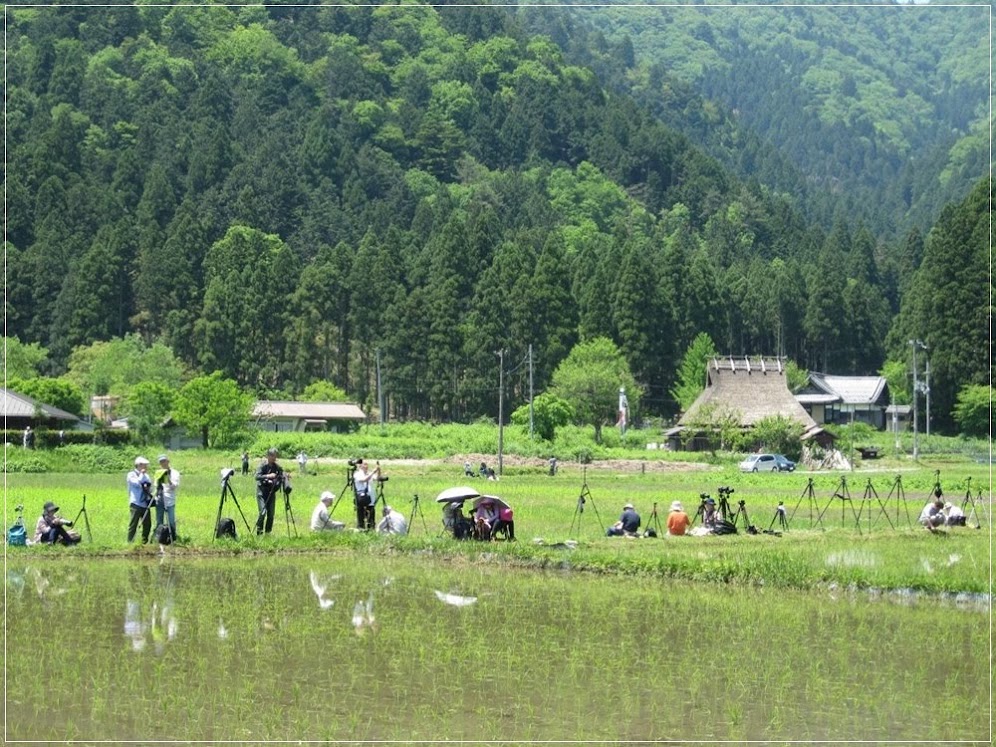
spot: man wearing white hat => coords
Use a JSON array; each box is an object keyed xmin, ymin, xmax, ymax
[
  {"xmin": 666, "ymin": 500, "xmax": 691, "ymax": 536},
  {"xmin": 607, "ymin": 502, "xmax": 641, "ymax": 537},
  {"xmin": 311, "ymin": 491, "xmax": 345, "ymax": 532},
  {"xmin": 126, "ymin": 456, "xmax": 154, "ymax": 543}
]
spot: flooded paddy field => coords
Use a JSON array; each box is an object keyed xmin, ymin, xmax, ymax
[{"xmin": 6, "ymin": 555, "xmax": 989, "ymax": 742}]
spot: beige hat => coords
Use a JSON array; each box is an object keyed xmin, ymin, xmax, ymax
[
  {"xmin": 320, "ymin": 491, "xmax": 334, "ymax": 503},
  {"xmin": 670, "ymin": 501, "xmax": 684, "ymax": 512},
  {"xmin": 135, "ymin": 456, "xmax": 150, "ymax": 466},
  {"xmin": 623, "ymin": 503, "xmax": 634, "ymax": 510}
]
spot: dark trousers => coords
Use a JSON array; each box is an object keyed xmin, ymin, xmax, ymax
[
  {"xmin": 242, "ymin": 462, "xmax": 249, "ymax": 475},
  {"xmin": 256, "ymin": 490, "xmax": 277, "ymax": 535},
  {"xmin": 127, "ymin": 504, "xmax": 152, "ymax": 543},
  {"xmin": 355, "ymin": 492, "xmax": 375, "ymax": 529},
  {"xmin": 41, "ymin": 525, "xmax": 79, "ymax": 545}
]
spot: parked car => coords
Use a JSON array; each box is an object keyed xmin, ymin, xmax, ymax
[
  {"xmin": 739, "ymin": 454, "xmax": 778, "ymax": 472},
  {"xmin": 773, "ymin": 454, "xmax": 796, "ymax": 472}
]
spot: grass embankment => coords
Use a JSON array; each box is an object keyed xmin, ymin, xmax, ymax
[{"xmin": 6, "ymin": 455, "xmax": 990, "ymax": 594}]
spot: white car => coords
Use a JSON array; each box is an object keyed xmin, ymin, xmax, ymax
[{"xmin": 739, "ymin": 454, "xmax": 779, "ymax": 472}]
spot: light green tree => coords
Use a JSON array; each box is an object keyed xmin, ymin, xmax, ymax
[
  {"xmin": 551, "ymin": 337, "xmax": 640, "ymax": 443},
  {"xmin": 3, "ymin": 336, "xmax": 49, "ymax": 380},
  {"xmin": 122, "ymin": 382, "xmax": 177, "ymax": 444},
  {"xmin": 172, "ymin": 372, "xmax": 252, "ymax": 449},
  {"xmin": 952, "ymin": 384, "xmax": 992, "ymax": 437},
  {"xmin": 66, "ymin": 335, "xmax": 185, "ymax": 397},
  {"xmin": 671, "ymin": 332, "xmax": 719, "ymax": 412},
  {"xmin": 510, "ymin": 392, "xmax": 574, "ymax": 442},
  {"xmin": 300, "ymin": 381, "xmax": 349, "ymax": 402}
]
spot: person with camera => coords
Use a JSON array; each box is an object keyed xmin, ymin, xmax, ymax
[
  {"xmin": 154, "ymin": 454, "xmax": 180, "ymax": 543},
  {"xmin": 376, "ymin": 504, "xmax": 408, "ymax": 535},
  {"xmin": 352, "ymin": 459, "xmax": 380, "ymax": 530},
  {"xmin": 34, "ymin": 501, "xmax": 80, "ymax": 545},
  {"xmin": 127, "ymin": 456, "xmax": 154, "ymax": 543},
  {"xmin": 255, "ymin": 448, "xmax": 285, "ymax": 535},
  {"xmin": 311, "ymin": 491, "xmax": 345, "ymax": 532},
  {"xmin": 607, "ymin": 503, "xmax": 641, "ymax": 537},
  {"xmin": 666, "ymin": 500, "xmax": 691, "ymax": 536}
]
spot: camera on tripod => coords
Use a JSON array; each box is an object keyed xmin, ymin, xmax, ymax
[
  {"xmin": 699, "ymin": 493, "xmax": 710, "ymax": 501},
  {"xmin": 718, "ymin": 486, "xmax": 734, "ymax": 495},
  {"xmin": 348, "ymin": 459, "xmax": 359, "ymax": 468},
  {"xmin": 738, "ymin": 499, "xmax": 746, "ymax": 507},
  {"xmin": 377, "ymin": 475, "xmax": 389, "ymax": 483}
]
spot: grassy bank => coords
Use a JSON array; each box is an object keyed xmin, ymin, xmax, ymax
[{"xmin": 6, "ymin": 459, "xmax": 990, "ymax": 594}]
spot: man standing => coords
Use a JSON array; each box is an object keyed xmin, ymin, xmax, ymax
[
  {"xmin": 607, "ymin": 503, "xmax": 641, "ymax": 537},
  {"xmin": 296, "ymin": 450, "xmax": 308, "ymax": 475},
  {"xmin": 241, "ymin": 451, "xmax": 250, "ymax": 476},
  {"xmin": 255, "ymin": 448, "xmax": 284, "ymax": 535},
  {"xmin": 127, "ymin": 456, "xmax": 153, "ymax": 543},
  {"xmin": 352, "ymin": 459, "xmax": 380, "ymax": 529},
  {"xmin": 311, "ymin": 491, "xmax": 345, "ymax": 532},
  {"xmin": 155, "ymin": 454, "xmax": 180, "ymax": 543}
]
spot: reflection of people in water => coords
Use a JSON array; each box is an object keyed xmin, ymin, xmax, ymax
[
  {"xmin": 123, "ymin": 597, "xmax": 177, "ymax": 654},
  {"xmin": 351, "ymin": 593, "xmax": 376, "ymax": 636}
]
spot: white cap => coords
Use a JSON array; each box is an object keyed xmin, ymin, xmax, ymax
[
  {"xmin": 320, "ymin": 491, "xmax": 334, "ymax": 503},
  {"xmin": 135, "ymin": 456, "xmax": 150, "ymax": 466}
]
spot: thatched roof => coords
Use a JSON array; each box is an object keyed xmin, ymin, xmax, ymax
[{"xmin": 678, "ymin": 356, "xmax": 819, "ymax": 431}]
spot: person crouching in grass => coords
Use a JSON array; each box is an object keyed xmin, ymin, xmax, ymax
[{"xmin": 34, "ymin": 502, "xmax": 80, "ymax": 545}]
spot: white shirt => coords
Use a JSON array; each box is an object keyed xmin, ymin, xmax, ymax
[
  {"xmin": 156, "ymin": 468, "xmax": 180, "ymax": 508},
  {"xmin": 311, "ymin": 502, "xmax": 344, "ymax": 532},
  {"xmin": 376, "ymin": 510, "xmax": 408, "ymax": 535}
]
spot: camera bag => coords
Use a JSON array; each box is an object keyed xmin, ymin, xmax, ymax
[{"xmin": 215, "ymin": 518, "xmax": 237, "ymax": 540}]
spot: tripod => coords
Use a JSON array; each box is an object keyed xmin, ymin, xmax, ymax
[
  {"xmin": 569, "ymin": 466, "xmax": 605, "ymax": 537},
  {"xmin": 282, "ymin": 481, "xmax": 298, "ymax": 538},
  {"xmin": 408, "ymin": 493, "xmax": 429, "ymax": 534},
  {"xmin": 644, "ymin": 502, "xmax": 663, "ymax": 537},
  {"xmin": 817, "ymin": 476, "xmax": 862, "ymax": 532},
  {"xmin": 874, "ymin": 474, "xmax": 913, "ymax": 529},
  {"xmin": 71, "ymin": 494, "xmax": 93, "ymax": 543},
  {"xmin": 960, "ymin": 477, "xmax": 986, "ymax": 529},
  {"xmin": 215, "ymin": 473, "xmax": 252, "ymax": 541},
  {"xmin": 328, "ymin": 464, "xmax": 356, "ymax": 519},
  {"xmin": 856, "ymin": 478, "xmax": 895, "ymax": 532},
  {"xmin": 768, "ymin": 502, "xmax": 788, "ymax": 532},
  {"xmin": 728, "ymin": 499, "xmax": 753, "ymax": 532},
  {"xmin": 788, "ymin": 478, "xmax": 820, "ymax": 529},
  {"xmin": 716, "ymin": 487, "xmax": 736, "ymax": 523}
]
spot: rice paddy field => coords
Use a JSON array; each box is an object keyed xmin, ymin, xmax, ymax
[{"xmin": 4, "ymin": 453, "xmax": 992, "ymax": 741}]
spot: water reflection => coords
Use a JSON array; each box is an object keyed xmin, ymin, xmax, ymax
[{"xmin": 5, "ymin": 556, "xmax": 989, "ymax": 743}]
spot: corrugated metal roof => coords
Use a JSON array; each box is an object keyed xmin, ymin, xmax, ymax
[
  {"xmin": 0, "ymin": 388, "xmax": 81, "ymax": 421},
  {"xmin": 253, "ymin": 401, "xmax": 366, "ymax": 420},
  {"xmin": 808, "ymin": 374, "xmax": 887, "ymax": 405}
]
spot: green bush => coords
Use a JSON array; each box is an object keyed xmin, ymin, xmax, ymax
[
  {"xmin": 60, "ymin": 445, "xmax": 134, "ymax": 473},
  {"xmin": 4, "ymin": 448, "xmax": 49, "ymax": 473}
]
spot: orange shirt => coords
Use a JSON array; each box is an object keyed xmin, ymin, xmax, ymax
[{"xmin": 667, "ymin": 511, "xmax": 690, "ymax": 536}]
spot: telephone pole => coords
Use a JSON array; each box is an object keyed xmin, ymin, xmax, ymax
[
  {"xmin": 497, "ymin": 349, "xmax": 505, "ymax": 476},
  {"xmin": 376, "ymin": 348, "xmax": 385, "ymax": 427},
  {"xmin": 924, "ymin": 355, "xmax": 931, "ymax": 437},
  {"xmin": 528, "ymin": 343, "xmax": 534, "ymax": 440},
  {"xmin": 909, "ymin": 339, "xmax": 926, "ymax": 460}
]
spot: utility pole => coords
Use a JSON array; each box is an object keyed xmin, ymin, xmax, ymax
[
  {"xmin": 909, "ymin": 339, "xmax": 925, "ymax": 460},
  {"xmin": 376, "ymin": 348, "xmax": 385, "ymax": 427},
  {"xmin": 924, "ymin": 355, "xmax": 931, "ymax": 437},
  {"xmin": 528, "ymin": 343, "xmax": 534, "ymax": 440},
  {"xmin": 497, "ymin": 349, "xmax": 505, "ymax": 477}
]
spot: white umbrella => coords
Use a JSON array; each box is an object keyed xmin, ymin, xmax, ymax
[
  {"xmin": 435, "ymin": 486, "xmax": 481, "ymax": 504},
  {"xmin": 471, "ymin": 495, "xmax": 510, "ymax": 511}
]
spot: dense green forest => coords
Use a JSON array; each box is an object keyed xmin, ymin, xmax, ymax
[
  {"xmin": 540, "ymin": 2, "xmax": 989, "ymax": 240},
  {"xmin": 3, "ymin": 3, "xmax": 989, "ymax": 431}
]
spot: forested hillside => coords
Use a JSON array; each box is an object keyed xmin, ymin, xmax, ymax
[
  {"xmin": 533, "ymin": 2, "xmax": 989, "ymax": 240},
  {"xmin": 3, "ymin": 3, "xmax": 987, "ymax": 430}
]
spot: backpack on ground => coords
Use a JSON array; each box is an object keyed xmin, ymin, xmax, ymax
[
  {"xmin": 216, "ymin": 518, "xmax": 237, "ymax": 540},
  {"xmin": 155, "ymin": 525, "xmax": 174, "ymax": 545}
]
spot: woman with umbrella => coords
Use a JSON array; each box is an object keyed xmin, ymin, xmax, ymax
[{"xmin": 473, "ymin": 495, "xmax": 513, "ymax": 540}]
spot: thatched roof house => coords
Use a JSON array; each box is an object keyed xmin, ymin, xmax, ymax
[{"xmin": 667, "ymin": 356, "xmax": 833, "ymax": 450}]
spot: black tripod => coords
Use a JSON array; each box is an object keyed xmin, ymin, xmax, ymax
[
  {"xmin": 328, "ymin": 464, "xmax": 357, "ymax": 519},
  {"xmin": 71, "ymin": 494, "xmax": 93, "ymax": 543},
  {"xmin": 960, "ymin": 477, "xmax": 986, "ymax": 529},
  {"xmin": 281, "ymin": 478, "xmax": 298, "ymax": 538},
  {"xmin": 874, "ymin": 474, "xmax": 913, "ymax": 529},
  {"xmin": 215, "ymin": 472, "xmax": 252, "ymax": 541},
  {"xmin": 817, "ymin": 476, "xmax": 862, "ymax": 532},
  {"xmin": 768, "ymin": 502, "xmax": 788, "ymax": 532},
  {"xmin": 408, "ymin": 493, "xmax": 428, "ymax": 534},
  {"xmin": 728, "ymin": 499, "xmax": 753, "ymax": 532},
  {"xmin": 644, "ymin": 502, "xmax": 663, "ymax": 537},
  {"xmin": 569, "ymin": 466, "xmax": 605, "ymax": 537},
  {"xmin": 716, "ymin": 486, "xmax": 736, "ymax": 523},
  {"xmin": 788, "ymin": 478, "xmax": 820, "ymax": 529},
  {"xmin": 856, "ymin": 478, "xmax": 895, "ymax": 532}
]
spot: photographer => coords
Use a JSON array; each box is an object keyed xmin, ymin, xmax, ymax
[
  {"xmin": 255, "ymin": 448, "xmax": 285, "ymax": 535},
  {"xmin": 607, "ymin": 503, "xmax": 641, "ymax": 538},
  {"xmin": 154, "ymin": 454, "xmax": 180, "ymax": 543},
  {"xmin": 34, "ymin": 501, "xmax": 80, "ymax": 545},
  {"xmin": 352, "ymin": 459, "xmax": 380, "ymax": 530},
  {"xmin": 376, "ymin": 504, "xmax": 408, "ymax": 536},
  {"xmin": 126, "ymin": 456, "xmax": 153, "ymax": 543},
  {"xmin": 311, "ymin": 491, "xmax": 345, "ymax": 533},
  {"xmin": 666, "ymin": 500, "xmax": 690, "ymax": 536}
]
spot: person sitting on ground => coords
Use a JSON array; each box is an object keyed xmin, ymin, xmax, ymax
[
  {"xmin": 918, "ymin": 498, "xmax": 946, "ymax": 532},
  {"xmin": 943, "ymin": 501, "xmax": 967, "ymax": 526},
  {"xmin": 474, "ymin": 499, "xmax": 500, "ymax": 540},
  {"xmin": 493, "ymin": 505, "xmax": 515, "ymax": 541},
  {"xmin": 464, "ymin": 461, "xmax": 474, "ymax": 478},
  {"xmin": 607, "ymin": 503, "xmax": 641, "ymax": 537},
  {"xmin": 34, "ymin": 502, "xmax": 80, "ymax": 545},
  {"xmin": 486, "ymin": 467, "xmax": 498, "ymax": 481},
  {"xmin": 666, "ymin": 500, "xmax": 691, "ymax": 536},
  {"xmin": 376, "ymin": 504, "xmax": 408, "ymax": 535},
  {"xmin": 443, "ymin": 501, "xmax": 472, "ymax": 539},
  {"xmin": 479, "ymin": 461, "xmax": 488, "ymax": 479},
  {"xmin": 311, "ymin": 491, "xmax": 345, "ymax": 533}
]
